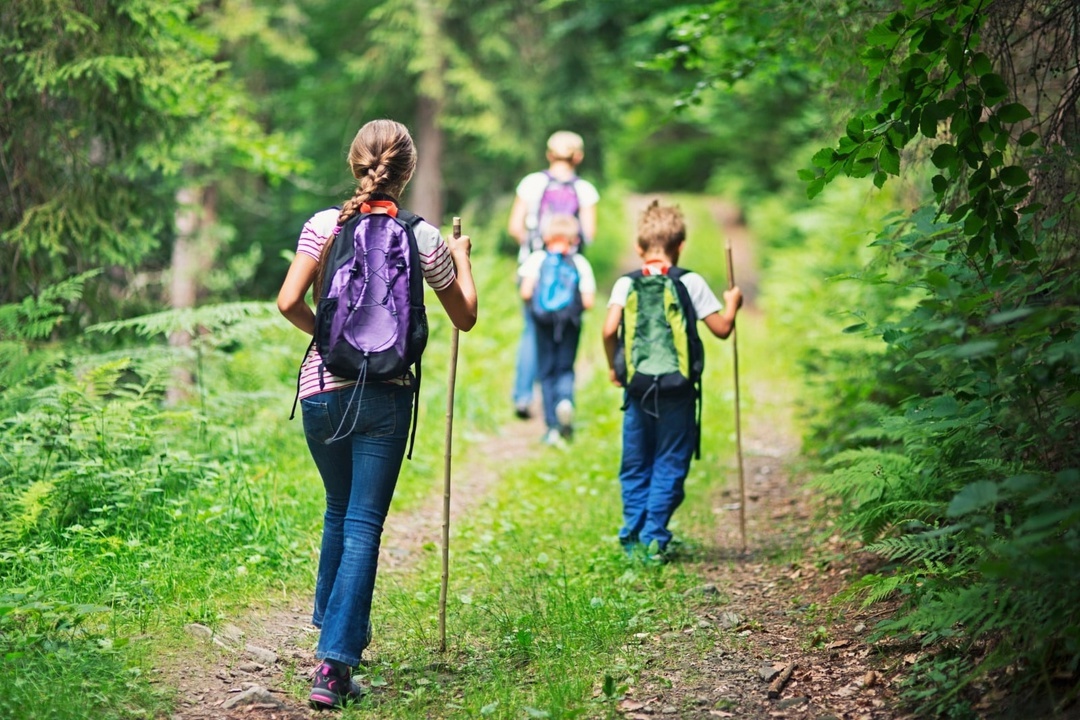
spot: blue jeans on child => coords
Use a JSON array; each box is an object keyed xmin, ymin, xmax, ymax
[
  {"xmin": 513, "ymin": 301, "xmax": 537, "ymax": 409},
  {"xmin": 618, "ymin": 391, "xmax": 697, "ymax": 552},
  {"xmin": 300, "ymin": 382, "xmax": 413, "ymax": 667},
  {"xmin": 534, "ymin": 319, "xmax": 581, "ymax": 430}
]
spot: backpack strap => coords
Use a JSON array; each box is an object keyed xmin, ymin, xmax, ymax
[
  {"xmin": 390, "ymin": 208, "xmax": 426, "ymax": 460},
  {"xmin": 666, "ymin": 267, "xmax": 704, "ymax": 460}
]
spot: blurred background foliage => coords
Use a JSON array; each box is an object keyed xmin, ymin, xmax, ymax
[{"xmin": 2, "ymin": 0, "xmax": 1079, "ymax": 716}]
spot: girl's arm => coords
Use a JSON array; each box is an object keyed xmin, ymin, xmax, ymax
[
  {"xmin": 601, "ymin": 304, "xmax": 623, "ymax": 387},
  {"xmin": 277, "ymin": 254, "xmax": 318, "ymax": 335},
  {"xmin": 434, "ymin": 233, "xmax": 478, "ymax": 331}
]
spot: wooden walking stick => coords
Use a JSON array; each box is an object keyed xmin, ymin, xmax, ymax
[
  {"xmin": 725, "ymin": 237, "xmax": 747, "ymax": 554},
  {"xmin": 438, "ymin": 217, "xmax": 462, "ymax": 653}
]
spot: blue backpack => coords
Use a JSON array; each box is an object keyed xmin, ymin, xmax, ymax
[
  {"xmin": 530, "ymin": 251, "xmax": 583, "ymax": 338},
  {"xmin": 292, "ymin": 207, "xmax": 428, "ymax": 456}
]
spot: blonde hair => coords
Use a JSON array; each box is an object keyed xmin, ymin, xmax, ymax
[
  {"xmin": 542, "ymin": 213, "xmax": 581, "ymax": 244},
  {"xmin": 315, "ymin": 120, "xmax": 417, "ymax": 298},
  {"xmin": 546, "ymin": 130, "xmax": 584, "ymax": 162},
  {"xmin": 637, "ymin": 200, "xmax": 685, "ymax": 257}
]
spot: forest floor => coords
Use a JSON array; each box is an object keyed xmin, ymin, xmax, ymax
[{"xmin": 161, "ymin": 201, "xmax": 907, "ymax": 720}]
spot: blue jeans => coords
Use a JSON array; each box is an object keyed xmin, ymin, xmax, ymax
[
  {"xmin": 513, "ymin": 301, "xmax": 537, "ymax": 407},
  {"xmin": 301, "ymin": 382, "xmax": 413, "ymax": 667},
  {"xmin": 618, "ymin": 391, "xmax": 697, "ymax": 551},
  {"xmin": 534, "ymin": 319, "xmax": 580, "ymax": 430}
]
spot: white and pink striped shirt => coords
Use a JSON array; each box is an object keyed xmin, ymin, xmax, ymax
[{"xmin": 295, "ymin": 207, "xmax": 456, "ymax": 400}]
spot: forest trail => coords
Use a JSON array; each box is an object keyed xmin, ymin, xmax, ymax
[
  {"xmin": 164, "ymin": 197, "xmax": 896, "ymax": 719},
  {"xmin": 165, "ymin": 407, "xmax": 551, "ymax": 719}
]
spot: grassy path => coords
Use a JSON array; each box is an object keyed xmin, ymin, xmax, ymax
[{"xmin": 159, "ymin": 194, "xmax": 898, "ymax": 720}]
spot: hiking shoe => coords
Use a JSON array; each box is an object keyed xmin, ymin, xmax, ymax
[
  {"xmin": 310, "ymin": 661, "xmax": 363, "ymax": 710},
  {"xmin": 555, "ymin": 399, "xmax": 574, "ymax": 439},
  {"xmin": 514, "ymin": 401, "xmax": 532, "ymax": 420},
  {"xmin": 541, "ymin": 428, "xmax": 567, "ymax": 448}
]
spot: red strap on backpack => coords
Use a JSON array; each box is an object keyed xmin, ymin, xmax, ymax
[{"xmin": 360, "ymin": 200, "xmax": 398, "ymax": 217}]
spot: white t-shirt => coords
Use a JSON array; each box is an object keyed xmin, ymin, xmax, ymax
[
  {"xmin": 515, "ymin": 170, "xmax": 600, "ymax": 263},
  {"xmin": 607, "ymin": 271, "xmax": 723, "ymax": 320},
  {"xmin": 294, "ymin": 207, "xmax": 456, "ymax": 400},
  {"xmin": 518, "ymin": 250, "xmax": 597, "ymax": 297}
]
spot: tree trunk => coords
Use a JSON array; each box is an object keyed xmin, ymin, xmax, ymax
[
  {"xmin": 409, "ymin": 0, "xmax": 446, "ymax": 225},
  {"xmin": 167, "ymin": 184, "xmax": 217, "ymax": 404}
]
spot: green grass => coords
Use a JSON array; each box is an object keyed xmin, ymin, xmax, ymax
[{"xmin": 0, "ymin": 193, "xmax": 792, "ymax": 719}]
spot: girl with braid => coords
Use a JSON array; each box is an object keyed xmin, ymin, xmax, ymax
[{"xmin": 277, "ymin": 119, "xmax": 477, "ymax": 708}]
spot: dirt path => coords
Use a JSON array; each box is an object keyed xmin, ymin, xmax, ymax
[
  {"xmin": 612, "ymin": 201, "xmax": 900, "ymax": 720},
  {"xmin": 164, "ymin": 196, "xmax": 896, "ymax": 719},
  {"xmin": 166, "ymin": 412, "xmax": 549, "ymax": 719}
]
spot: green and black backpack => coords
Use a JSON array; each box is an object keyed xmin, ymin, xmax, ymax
[{"xmin": 613, "ymin": 266, "xmax": 705, "ymax": 456}]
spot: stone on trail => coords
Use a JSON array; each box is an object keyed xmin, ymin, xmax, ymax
[
  {"xmin": 245, "ymin": 644, "xmax": 278, "ymax": 665},
  {"xmin": 184, "ymin": 623, "xmax": 213, "ymax": 641},
  {"xmin": 221, "ymin": 686, "xmax": 281, "ymax": 710}
]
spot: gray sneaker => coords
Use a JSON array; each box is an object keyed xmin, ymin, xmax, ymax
[{"xmin": 555, "ymin": 399, "xmax": 574, "ymax": 439}]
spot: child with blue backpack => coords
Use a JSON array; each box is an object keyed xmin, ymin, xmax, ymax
[
  {"xmin": 507, "ymin": 131, "xmax": 600, "ymax": 420},
  {"xmin": 277, "ymin": 119, "xmax": 477, "ymax": 709},
  {"xmin": 519, "ymin": 213, "xmax": 596, "ymax": 446},
  {"xmin": 601, "ymin": 200, "xmax": 742, "ymax": 561}
]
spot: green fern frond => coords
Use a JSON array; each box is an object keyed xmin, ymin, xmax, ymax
[
  {"xmin": 88, "ymin": 301, "xmax": 277, "ymax": 338},
  {"xmin": 0, "ymin": 270, "xmax": 101, "ymax": 341}
]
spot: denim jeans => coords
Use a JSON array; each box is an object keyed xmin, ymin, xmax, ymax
[
  {"xmin": 301, "ymin": 382, "xmax": 413, "ymax": 667},
  {"xmin": 534, "ymin": 319, "xmax": 580, "ymax": 430},
  {"xmin": 513, "ymin": 301, "xmax": 537, "ymax": 407},
  {"xmin": 618, "ymin": 391, "xmax": 697, "ymax": 551}
]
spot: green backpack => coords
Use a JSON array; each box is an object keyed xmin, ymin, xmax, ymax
[{"xmin": 614, "ymin": 267, "xmax": 705, "ymax": 456}]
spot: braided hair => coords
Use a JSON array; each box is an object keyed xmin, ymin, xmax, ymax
[{"xmin": 314, "ymin": 120, "xmax": 417, "ymax": 299}]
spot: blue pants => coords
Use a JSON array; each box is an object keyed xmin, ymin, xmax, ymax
[
  {"xmin": 513, "ymin": 301, "xmax": 537, "ymax": 407},
  {"xmin": 618, "ymin": 392, "xmax": 697, "ymax": 551},
  {"xmin": 300, "ymin": 383, "xmax": 413, "ymax": 667},
  {"xmin": 534, "ymin": 319, "xmax": 580, "ymax": 430}
]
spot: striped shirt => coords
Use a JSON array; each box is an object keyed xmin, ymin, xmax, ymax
[{"xmin": 295, "ymin": 207, "xmax": 457, "ymax": 400}]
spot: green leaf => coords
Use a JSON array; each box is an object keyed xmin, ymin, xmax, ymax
[
  {"xmin": 843, "ymin": 323, "xmax": 868, "ymax": 334},
  {"xmin": 996, "ymin": 103, "xmax": 1031, "ymax": 123},
  {"xmin": 947, "ymin": 481, "xmax": 999, "ymax": 517},
  {"xmin": 952, "ymin": 340, "xmax": 998, "ymax": 358},
  {"xmin": 979, "ymin": 73, "xmax": 1009, "ymax": 103},
  {"xmin": 1018, "ymin": 131, "xmax": 1039, "ymax": 147},
  {"xmin": 873, "ymin": 171, "xmax": 888, "ymax": 188},
  {"xmin": 931, "ymin": 174, "xmax": 949, "ymax": 194},
  {"xmin": 811, "ymin": 147, "xmax": 837, "ymax": 169},
  {"xmin": 879, "ymin": 144, "xmax": 901, "ymax": 175},
  {"xmin": 807, "ymin": 178, "xmax": 826, "ymax": 199},
  {"xmin": 972, "ymin": 52, "xmax": 993, "ymax": 76},
  {"xmin": 931, "ymin": 144, "xmax": 957, "ymax": 169},
  {"xmin": 999, "ymin": 166, "xmax": 1029, "ymax": 187}
]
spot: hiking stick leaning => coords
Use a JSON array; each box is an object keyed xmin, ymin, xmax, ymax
[
  {"xmin": 725, "ymin": 237, "xmax": 747, "ymax": 553},
  {"xmin": 438, "ymin": 217, "xmax": 462, "ymax": 653}
]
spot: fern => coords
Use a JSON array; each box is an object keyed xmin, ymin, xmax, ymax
[
  {"xmin": 0, "ymin": 270, "xmax": 101, "ymax": 342},
  {"xmin": 88, "ymin": 302, "xmax": 277, "ymax": 339}
]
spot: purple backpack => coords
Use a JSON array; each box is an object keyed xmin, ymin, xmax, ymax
[
  {"xmin": 528, "ymin": 171, "xmax": 581, "ymax": 252},
  {"xmin": 301, "ymin": 208, "xmax": 428, "ymax": 454}
]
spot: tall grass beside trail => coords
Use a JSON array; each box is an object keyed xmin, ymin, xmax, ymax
[{"xmin": 0, "ymin": 192, "xmax": 775, "ymax": 719}]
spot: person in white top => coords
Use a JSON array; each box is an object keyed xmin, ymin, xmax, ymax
[
  {"xmin": 276, "ymin": 119, "xmax": 477, "ymax": 709},
  {"xmin": 519, "ymin": 214, "xmax": 596, "ymax": 445},
  {"xmin": 507, "ymin": 131, "xmax": 600, "ymax": 419}
]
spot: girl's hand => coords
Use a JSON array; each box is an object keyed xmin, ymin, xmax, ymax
[
  {"xmin": 608, "ymin": 368, "xmax": 623, "ymax": 387},
  {"xmin": 448, "ymin": 232, "xmax": 472, "ymax": 259}
]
